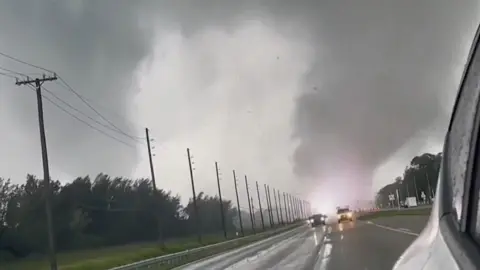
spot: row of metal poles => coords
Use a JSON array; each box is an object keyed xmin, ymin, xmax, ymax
[{"xmin": 184, "ymin": 148, "xmax": 311, "ymax": 243}]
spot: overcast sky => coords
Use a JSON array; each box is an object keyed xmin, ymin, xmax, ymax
[{"xmin": 0, "ymin": 0, "xmax": 479, "ymax": 212}]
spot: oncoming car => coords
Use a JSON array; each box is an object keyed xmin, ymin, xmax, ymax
[
  {"xmin": 337, "ymin": 207, "xmax": 353, "ymax": 223},
  {"xmin": 309, "ymin": 214, "xmax": 327, "ymax": 226}
]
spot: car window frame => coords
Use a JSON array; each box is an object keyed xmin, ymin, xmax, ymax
[
  {"xmin": 465, "ymin": 47, "xmax": 480, "ymax": 247},
  {"xmin": 467, "ymin": 103, "xmax": 480, "ymax": 244},
  {"xmin": 439, "ymin": 22, "xmax": 480, "ymax": 270},
  {"xmin": 439, "ymin": 23, "xmax": 480, "ymax": 229}
]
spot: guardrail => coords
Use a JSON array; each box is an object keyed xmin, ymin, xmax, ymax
[{"xmin": 108, "ymin": 223, "xmax": 303, "ymax": 270}]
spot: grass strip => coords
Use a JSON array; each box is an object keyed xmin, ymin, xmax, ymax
[{"xmin": 357, "ymin": 207, "xmax": 431, "ymax": 221}]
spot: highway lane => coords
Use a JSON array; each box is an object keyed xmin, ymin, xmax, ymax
[
  {"xmin": 317, "ymin": 215, "xmax": 428, "ymax": 270},
  {"xmin": 176, "ymin": 215, "xmax": 429, "ymax": 270},
  {"xmin": 177, "ymin": 225, "xmax": 319, "ymax": 270}
]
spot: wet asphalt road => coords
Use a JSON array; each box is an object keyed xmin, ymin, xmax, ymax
[
  {"xmin": 177, "ymin": 215, "xmax": 429, "ymax": 270},
  {"xmin": 322, "ymin": 215, "xmax": 427, "ymax": 270}
]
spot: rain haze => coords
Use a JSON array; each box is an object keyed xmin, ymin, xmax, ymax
[{"xmin": 0, "ymin": 0, "xmax": 479, "ymax": 213}]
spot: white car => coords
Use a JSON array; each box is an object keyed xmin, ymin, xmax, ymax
[{"xmin": 394, "ymin": 22, "xmax": 480, "ymax": 270}]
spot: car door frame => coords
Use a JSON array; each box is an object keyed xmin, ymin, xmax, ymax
[{"xmin": 437, "ymin": 22, "xmax": 480, "ymax": 270}]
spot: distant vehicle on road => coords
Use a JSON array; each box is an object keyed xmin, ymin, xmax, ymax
[
  {"xmin": 394, "ymin": 22, "xmax": 480, "ymax": 270},
  {"xmin": 336, "ymin": 207, "xmax": 353, "ymax": 223},
  {"xmin": 309, "ymin": 214, "xmax": 326, "ymax": 226},
  {"xmin": 403, "ymin": 197, "xmax": 418, "ymax": 208}
]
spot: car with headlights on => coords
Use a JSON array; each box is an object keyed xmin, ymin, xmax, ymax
[
  {"xmin": 337, "ymin": 207, "xmax": 353, "ymax": 222},
  {"xmin": 309, "ymin": 214, "xmax": 327, "ymax": 226}
]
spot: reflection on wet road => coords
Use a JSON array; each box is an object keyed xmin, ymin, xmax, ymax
[
  {"xmin": 177, "ymin": 216, "xmax": 429, "ymax": 270},
  {"xmin": 320, "ymin": 217, "xmax": 425, "ymax": 270}
]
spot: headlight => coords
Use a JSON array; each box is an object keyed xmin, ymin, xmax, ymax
[
  {"xmin": 309, "ymin": 219, "xmax": 314, "ymax": 223},
  {"xmin": 320, "ymin": 216, "xmax": 325, "ymax": 220},
  {"xmin": 347, "ymin": 212, "xmax": 352, "ymax": 217}
]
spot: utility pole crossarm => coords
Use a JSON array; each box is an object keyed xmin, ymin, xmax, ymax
[{"xmin": 16, "ymin": 74, "xmax": 57, "ymax": 86}]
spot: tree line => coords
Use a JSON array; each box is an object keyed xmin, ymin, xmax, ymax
[
  {"xmin": 376, "ymin": 152, "xmax": 442, "ymax": 207},
  {"xmin": 0, "ymin": 173, "xmax": 242, "ymax": 261}
]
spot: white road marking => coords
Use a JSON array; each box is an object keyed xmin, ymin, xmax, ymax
[
  {"xmin": 398, "ymin": 228, "xmax": 411, "ymax": 232},
  {"xmin": 367, "ymin": 221, "xmax": 419, "ymax": 236},
  {"xmin": 314, "ymin": 237, "xmax": 333, "ymax": 270}
]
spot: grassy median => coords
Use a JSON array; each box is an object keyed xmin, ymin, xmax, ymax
[
  {"xmin": 3, "ymin": 224, "xmax": 301, "ymax": 270},
  {"xmin": 357, "ymin": 207, "xmax": 431, "ymax": 221}
]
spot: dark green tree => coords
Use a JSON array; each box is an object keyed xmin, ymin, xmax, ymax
[
  {"xmin": 0, "ymin": 173, "xmax": 237, "ymax": 262},
  {"xmin": 376, "ymin": 152, "xmax": 442, "ymax": 207}
]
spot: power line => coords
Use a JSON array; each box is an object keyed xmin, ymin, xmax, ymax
[
  {"xmin": 56, "ymin": 76, "xmax": 144, "ymax": 141},
  {"xmin": 0, "ymin": 72, "xmax": 17, "ymax": 79},
  {"xmin": 0, "ymin": 51, "xmax": 54, "ymax": 73},
  {"xmin": 42, "ymin": 86, "xmax": 143, "ymax": 143},
  {"xmin": 53, "ymin": 80, "xmax": 140, "ymax": 131},
  {"xmin": 0, "ymin": 52, "xmax": 144, "ymax": 140},
  {"xmin": 0, "ymin": 66, "xmax": 42, "ymax": 78},
  {"xmin": 0, "ymin": 65, "xmax": 142, "ymax": 147},
  {"xmin": 0, "ymin": 66, "xmax": 26, "ymax": 77},
  {"xmin": 26, "ymin": 85, "xmax": 137, "ymax": 149}
]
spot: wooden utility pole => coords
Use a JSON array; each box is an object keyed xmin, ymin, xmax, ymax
[
  {"xmin": 425, "ymin": 171, "xmax": 433, "ymax": 203},
  {"xmin": 145, "ymin": 128, "xmax": 163, "ymax": 246},
  {"xmin": 256, "ymin": 181, "xmax": 265, "ymax": 231},
  {"xmin": 286, "ymin": 193, "xmax": 293, "ymax": 222},
  {"xmin": 232, "ymin": 170, "xmax": 244, "ymax": 236},
  {"xmin": 264, "ymin": 184, "xmax": 273, "ymax": 227},
  {"xmin": 293, "ymin": 196, "xmax": 301, "ymax": 219},
  {"xmin": 244, "ymin": 175, "xmax": 255, "ymax": 234},
  {"xmin": 277, "ymin": 189, "xmax": 284, "ymax": 225},
  {"xmin": 413, "ymin": 175, "xmax": 420, "ymax": 203},
  {"xmin": 187, "ymin": 148, "xmax": 201, "ymax": 243},
  {"xmin": 267, "ymin": 185, "xmax": 275, "ymax": 225},
  {"xmin": 16, "ymin": 74, "xmax": 58, "ymax": 270},
  {"xmin": 273, "ymin": 188, "xmax": 281, "ymax": 225},
  {"xmin": 300, "ymin": 198, "xmax": 305, "ymax": 219},
  {"xmin": 296, "ymin": 197, "xmax": 300, "ymax": 219},
  {"xmin": 283, "ymin": 192, "xmax": 289, "ymax": 223},
  {"xmin": 290, "ymin": 195, "xmax": 296, "ymax": 220},
  {"xmin": 215, "ymin": 162, "xmax": 227, "ymax": 239},
  {"xmin": 145, "ymin": 128, "xmax": 156, "ymax": 190},
  {"xmin": 301, "ymin": 200, "xmax": 306, "ymax": 219},
  {"xmin": 250, "ymin": 197, "xmax": 256, "ymax": 229}
]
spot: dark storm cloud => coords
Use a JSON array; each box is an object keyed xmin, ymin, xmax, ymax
[
  {"xmin": 0, "ymin": 0, "xmax": 276, "ymax": 180},
  {"xmin": 289, "ymin": 0, "xmax": 479, "ymax": 187},
  {"xmin": 1, "ymin": 0, "xmax": 476, "ymax": 200},
  {"xmin": 0, "ymin": 1, "xmax": 155, "ymax": 177}
]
